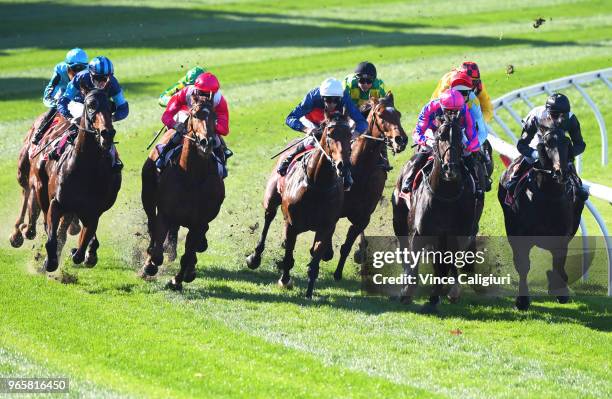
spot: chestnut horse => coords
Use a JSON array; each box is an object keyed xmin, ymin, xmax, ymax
[
  {"xmin": 32, "ymin": 89, "xmax": 121, "ymax": 272},
  {"xmin": 498, "ymin": 127, "xmax": 584, "ymax": 310},
  {"xmin": 9, "ymin": 113, "xmax": 76, "ymax": 248},
  {"xmin": 246, "ymin": 111, "xmax": 352, "ymax": 298},
  {"xmin": 141, "ymin": 98, "xmax": 225, "ymax": 290},
  {"xmin": 333, "ymin": 93, "xmax": 408, "ymax": 280},
  {"xmin": 392, "ymin": 114, "xmax": 482, "ymax": 313}
]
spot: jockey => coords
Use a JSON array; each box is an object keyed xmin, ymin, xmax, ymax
[
  {"xmin": 449, "ymin": 70, "xmax": 492, "ymax": 191},
  {"xmin": 56, "ymin": 56, "xmax": 129, "ymax": 171},
  {"xmin": 157, "ymin": 72, "xmax": 231, "ymax": 171},
  {"xmin": 279, "ymin": 78, "xmax": 368, "ymax": 190},
  {"xmin": 344, "ymin": 61, "xmax": 392, "ymax": 172},
  {"xmin": 400, "ymin": 89, "xmax": 482, "ymax": 198},
  {"xmin": 158, "ymin": 65, "xmax": 206, "ymax": 107},
  {"xmin": 344, "ymin": 61, "xmax": 387, "ymax": 108},
  {"xmin": 431, "ymin": 61, "xmax": 493, "ymax": 123},
  {"xmin": 32, "ymin": 48, "xmax": 89, "ymax": 144},
  {"xmin": 506, "ymin": 93, "xmax": 588, "ymax": 199}
]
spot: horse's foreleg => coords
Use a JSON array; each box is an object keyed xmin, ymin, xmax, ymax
[
  {"xmin": 9, "ymin": 187, "xmax": 28, "ymax": 248},
  {"xmin": 170, "ymin": 228, "xmax": 200, "ymax": 290},
  {"xmin": 164, "ymin": 225, "xmax": 179, "ymax": 261},
  {"xmin": 353, "ymin": 232, "xmax": 368, "ymax": 264},
  {"xmin": 84, "ymin": 234, "xmax": 100, "ymax": 267},
  {"xmin": 306, "ymin": 226, "xmax": 335, "ymax": 299},
  {"xmin": 399, "ymin": 233, "xmax": 418, "ymax": 304},
  {"xmin": 334, "ymin": 223, "xmax": 364, "ymax": 281},
  {"xmin": 278, "ymin": 223, "xmax": 296, "ymax": 289},
  {"xmin": 422, "ymin": 257, "xmax": 446, "ymax": 314},
  {"xmin": 24, "ymin": 189, "xmax": 41, "ymax": 240},
  {"xmin": 141, "ymin": 159, "xmax": 158, "ymax": 258},
  {"xmin": 247, "ymin": 195, "xmax": 280, "ymax": 270},
  {"xmin": 43, "ymin": 198, "xmax": 63, "ymax": 272},
  {"xmin": 549, "ymin": 246, "xmax": 570, "ymax": 303},
  {"xmin": 71, "ymin": 217, "xmax": 99, "ymax": 265},
  {"xmin": 56, "ymin": 215, "xmax": 71, "ymax": 259},
  {"xmin": 512, "ymin": 242, "xmax": 532, "ymax": 311}
]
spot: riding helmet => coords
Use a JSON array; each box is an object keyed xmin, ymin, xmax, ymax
[
  {"xmin": 449, "ymin": 71, "xmax": 473, "ymax": 91},
  {"xmin": 355, "ymin": 61, "xmax": 377, "ymax": 79},
  {"xmin": 319, "ymin": 78, "xmax": 344, "ymax": 97},
  {"xmin": 65, "ymin": 48, "xmax": 88, "ymax": 67},
  {"xmin": 545, "ymin": 93, "xmax": 571, "ymax": 113},
  {"xmin": 439, "ymin": 89, "xmax": 465, "ymax": 110},
  {"xmin": 194, "ymin": 72, "xmax": 220, "ymax": 93},
  {"xmin": 89, "ymin": 56, "xmax": 114, "ymax": 76}
]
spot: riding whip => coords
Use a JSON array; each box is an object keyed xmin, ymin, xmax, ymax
[{"xmin": 146, "ymin": 125, "xmax": 168, "ymax": 150}]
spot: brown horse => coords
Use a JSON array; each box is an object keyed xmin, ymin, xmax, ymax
[
  {"xmin": 392, "ymin": 114, "xmax": 482, "ymax": 313},
  {"xmin": 32, "ymin": 89, "xmax": 121, "ymax": 272},
  {"xmin": 333, "ymin": 93, "xmax": 408, "ymax": 280},
  {"xmin": 9, "ymin": 113, "xmax": 76, "ymax": 248},
  {"xmin": 246, "ymin": 111, "xmax": 352, "ymax": 298},
  {"xmin": 498, "ymin": 127, "xmax": 584, "ymax": 310},
  {"xmin": 141, "ymin": 98, "xmax": 225, "ymax": 290}
]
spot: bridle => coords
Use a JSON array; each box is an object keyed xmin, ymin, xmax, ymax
[
  {"xmin": 183, "ymin": 102, "xmax": 215, "ymax": 150},
  {"xmin": 361, "ymin": 103, "xmax": 404, "ymax": 153}
]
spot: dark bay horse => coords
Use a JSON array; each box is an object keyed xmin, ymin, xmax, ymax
[
  {"xmin": 246, "ymin": 111, "xmax": 352, "ymax": 298},
  {"xmin": 333, "ymin": 93, "xmax": 408, "ymax": 280},
  {"xmin": 392, "ymin": 114, "xmax": 481, "ymax": 313},
  {"xmin": 32, "ymin": 89, "xmax": 121, "ymax": 272},
  {"xmin": 498, "ymin": 127, "xmax": 584, "ymax": 310},
  {"xmin": 9, "ymin": 113, "xmax": 77, "ymax": 248},
  {"xmin": 141, "ymin": 98, "xmax": 225, "ymax": 290}
]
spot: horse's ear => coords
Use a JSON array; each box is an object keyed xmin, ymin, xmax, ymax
[
  {"xmin": 386, "ymin": 91, "xmax": 394, "ymax": 106},
  {"xmin": 79, "ymin": 79, "xmax": 90, "ymax": 96}
]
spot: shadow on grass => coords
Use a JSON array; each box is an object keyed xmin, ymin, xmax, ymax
[
  {"xmin": 186, "ymin": 264, "xmax": 612, "ymax": 332},
  {"xmin": 0, "ymin": 2, "xmax": 578, "ymax": 51}
]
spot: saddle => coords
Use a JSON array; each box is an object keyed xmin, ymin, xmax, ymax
[
  {"xmin": 277, "ymin": 146, "xmax": 315, "ymax": 194},
  {"xmin": 155, "ymin": 143, "xmax": 228, "ymax": 179}
]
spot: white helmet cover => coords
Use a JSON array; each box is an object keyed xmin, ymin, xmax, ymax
[{"xmin": 319, "ymin": 78, "xmax": 344, "ymax": 97}]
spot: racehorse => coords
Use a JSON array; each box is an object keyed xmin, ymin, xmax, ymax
[
  {"xmin": 333, "ymin": 93, "xmax": 408, "ymax": 280},
  {"xmin": 9, "ymin": 113, "xmax": 78, "ymax": 248},
  {"xmin": 31, "ymin": 89, "xmax": 121, "ymax": 272},
  {"xmin": 498, "ymin": 127, "xmax": 585, "ymax": 310},
  {"xmin": 392, "ymin": 114, "xmax": 482, "ymax": 313},
  {"xmin": 246, "ymin": 111, "xmax": 352, "ymax": 298},
  {"xmin": 141, "ymin": 97, "xmax": 225, "ymax": 290}
]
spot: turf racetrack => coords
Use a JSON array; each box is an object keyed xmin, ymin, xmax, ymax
[{"xmin": 0, "ymin": 1, "xmax": 611, "ymax": 397}]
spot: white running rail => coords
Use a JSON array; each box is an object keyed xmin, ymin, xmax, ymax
[{"xmin": 486, "ymin": 67, "xmax": 612, "ymax": 296}]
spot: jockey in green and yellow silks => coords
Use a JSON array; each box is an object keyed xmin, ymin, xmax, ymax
[
  {"xmin": 344, "ymin": 61, "xmax": 387, "ymax": 108},
  {"xmin": 158, "ymin": 66, "xmax": 206, "ymax": 107}
]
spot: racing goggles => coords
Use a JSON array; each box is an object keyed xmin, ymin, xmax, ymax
[
  {"xmin": 323, "ymin": 96, "xmax": 341, "ymax": 105},
  {"xmin": 69, "ymin": 63, "xmax": 87, "ymax": 73},
  {"xmin": 358, "ymin": 76, "xmax": 373, "ymax": 85},
  {"xmin": 91, "ymin": 73, "xmax": 110, "ymax": 88},
  {"xmin": 194, "ymin": 90, "xmax": 213, "ymax": 100}
]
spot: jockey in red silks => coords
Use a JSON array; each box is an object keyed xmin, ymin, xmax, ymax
[
  {"xmin": 401, "ymin": 89, "xmax": 483, "ymax": 198},
  {"xmin": 157, "ymin": 72, "xmax": 232, "ymax": 170}
]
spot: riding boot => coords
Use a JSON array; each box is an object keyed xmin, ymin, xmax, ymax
[
  {"xmin": 481, "ymin": 147, "xmax": 493, "ymax": 192},
  {"xmin": 377, "ymin": 145, "xmax": 393, "ymax": 172},
  {"xmin": 277, "ymin": 141, "xmax": 308, "ymax": 176},
  {"xmin": 506, "ymin": 158, "xmax": 531, "ymax": 194},
  {"xmin": 32, "ymin": 107, "xmax": 58, "ymax": 145},
  {"xmin": 567, "ymin": 162, "xmax": 589, "ymax": 202},
  {"xmin": 401, "ymin": 151, "xmax": 429, "ymax": 193},
  {"xmin": 155, "ymin": 131, "xmax": 182, "ymax": 170},
  {"xmin": 109, "ymin": 145, "xmax": 123, "ymax": 173},
  {"xmin": 219, "ymin": 137, "xmax": 233, "ymax": 161},
  {"xmin": 343, "ymin": 168, "xmax": 354, "ymax": 191},
  {"xmin": 463, "ymin": 155, "xmax": 484, "ymax": 200}
]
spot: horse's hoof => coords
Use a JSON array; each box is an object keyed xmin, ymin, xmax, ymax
[
  {"xmin": 322, "ymin": 249, "xmax": 334, "ymax": 262},
  {"xmin": 557, "ymin": 295, "xmax": 570, "ymax": 304},
  {"xmin": 71, "ymin": 248, "xmax": 84, "ymax": 265},
  {"xmin": 24, "ymin": 228, "xmax": 36, "ymax": 240},
  {"xmin": 399, "ymin": 295, "xmax": 413, "ymax": 305},
  {"xmin": 447, "ymin": 295, "xmax": 460, "ymax": 304},
  {"xmin": 305, "ymin": 291, "xmax": 313, "ymax": 299},
  {"xmin": 246, "ymin": 253, "xmax": 261, "ymax": 270},
  {"xmin": 9, "ymin": 232, "xmax": 24, "ymax": 248},
  {"xmin": 151, "ymin": 253, "xmax": 163, "ymax": 266},
  {"xmin": 333, "ymin": 270, "xmax": 343, "ymax": 281},
  {"xmin": 277, "ymin": 277, "xmax": 293, "ymax": 289},
  {"xmin": 44, "ymin": 258, "xmax": 59, "ymax": 273},
  {"xmin": 68, "ymin": 222, "xmax": 81, "ymax": 236},
  {"xmin": 196, "ymin": 238, "xmax": 208, "ymax": 253},
  {"xmin": 420, "ymin": 303, "xmax": 439, "ymax": 314},
  {"xmin": 84, "ymin": 252, "xmax": 98, "ymax": 267},
  {"xmin": 353, "ymin": 249, "xmax": 366, "ymax": 264},
  {"xmin": 165, "ymin": 278, "xmax": 183, "ymax": 291},
  {"xmin": 183, "ymin": 269, "xmax": 196, "ymax": 283},
  {"xmin": 143, "ymin": 263, "xmax": 158, "ymax": 277},
  {"xmin": 515, "ymin": 296, "xmax": 531, "ymax": 311}
]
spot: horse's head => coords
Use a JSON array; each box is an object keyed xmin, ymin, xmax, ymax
[
  {"xmin": 537, "ymin": 127, "xmax": 570, "ymax": 183},
  {"xmin": 322, "ymin": 110, "xmax": 352, "ymax": 178},
  {"xmin": 367, "ymin": 92, "xmax": 408, "ymax": 154},
  {"xmin": 435, "ymin": 111, "xmax": 463, "ymax": 180},
  {"xmin": 187, "ymin": 94, "xmax": 216, "ymax": 151},
  {"xmin": 83, "ymin": 89, "xmax": 115, "ymax": 151}
]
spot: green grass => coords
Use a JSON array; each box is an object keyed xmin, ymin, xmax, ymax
[{"xmin": 0, "ymin": 0, "xmax": 611, "ymax": 397}]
